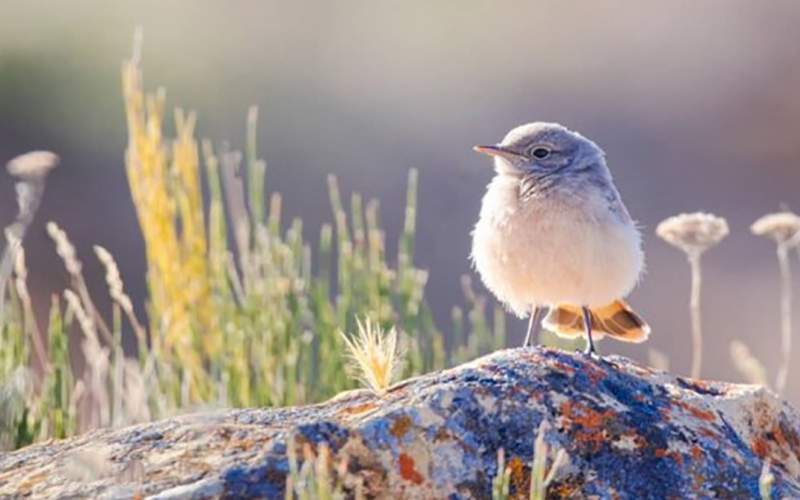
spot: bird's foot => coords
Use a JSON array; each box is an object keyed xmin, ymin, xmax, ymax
[{"xmin": 581, "ymin": 346, "xmax": 600, "ymax": 359}]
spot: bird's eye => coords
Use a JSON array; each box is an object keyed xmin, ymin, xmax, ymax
[{"xmin": 531, "ymin": 147, "xmax": 551, "ymax": 159}]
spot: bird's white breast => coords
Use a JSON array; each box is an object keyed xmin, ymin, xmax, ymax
[{"xmin": 470, "ymin": 175, "xmax": 643, "ymax": 316}]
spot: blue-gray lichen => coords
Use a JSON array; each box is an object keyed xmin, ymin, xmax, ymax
[{"xmin": 1, "ymin": 347, "xmax": 798, "ymax": 499}]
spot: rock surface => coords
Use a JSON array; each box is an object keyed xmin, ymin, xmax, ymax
[{"xmin": 2, "ymin": 347, "xmax": 799, "ymax": 499}]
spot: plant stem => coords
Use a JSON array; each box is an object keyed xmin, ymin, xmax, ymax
[
  {"xmin": 775, "ymin": 244, "xmax": 792, "ymax": 393},
  {"xmin": 688, "ymin": 252, "xmax": 703, "ymax": 379}
]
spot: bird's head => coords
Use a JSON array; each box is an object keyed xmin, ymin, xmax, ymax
[{"xmin": 474, "ymin": 122, "xmax": 606, "ymax": 178}]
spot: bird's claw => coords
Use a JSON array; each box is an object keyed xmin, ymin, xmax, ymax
[{"xmin": 580, "ymin": 347, "xmax": 600, "ymax": 359}]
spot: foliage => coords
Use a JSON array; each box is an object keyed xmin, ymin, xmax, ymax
[
  {"xmin": 0, "ymin": 47, "xmax": 503, "ymax": 450},
  {"xmin": 491, "ymin": 421, "xmax": 568, "ymax": 500}
]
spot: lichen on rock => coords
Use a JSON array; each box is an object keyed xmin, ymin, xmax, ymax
[{"xmin": 2, "ymin": 347, "xmax": 799, "ymax": 499}]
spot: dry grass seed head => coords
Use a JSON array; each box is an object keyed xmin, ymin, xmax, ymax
[
  {"xmin": 339, "ymin": 318, "xmax": 403, "ymax": 394},
  {"xmin": 93, "ymin": 245, "xmax": 132, "ymax": 311},
  {"xmin": 47, "ymin": 222, "xmax": 82, "ymax": 276}
]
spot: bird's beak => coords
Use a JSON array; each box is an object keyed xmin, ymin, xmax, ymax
[{"xmin": 473, "ymin": 144, "xmax": 523, "ymax": 161}]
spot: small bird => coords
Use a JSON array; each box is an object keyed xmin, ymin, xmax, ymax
[{"xmin": 470, "ymin": 122, "xmax": 649, "ymax": 354}]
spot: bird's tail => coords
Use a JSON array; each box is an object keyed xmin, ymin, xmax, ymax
[{"xmin": 542, "ymin": 300, "xmax": 650, "ymax": 343}]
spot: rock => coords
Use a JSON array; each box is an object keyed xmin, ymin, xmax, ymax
[{"xmin": 1, "ymin": 347, "xmax": 799, "ymax": 499}]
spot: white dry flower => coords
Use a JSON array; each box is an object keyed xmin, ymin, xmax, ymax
[
  {"xmin": 656, "ymin": 212, "xmax": 728, "ymax": 379},
  {"xmin": 6, "ymin": 151, "xmax": 59, "ymax": 181},
  {"xmin": 1, "ymin": 151, "xmax": 58, "ymax": 320},
  {"xmin": 751, "ymin": 211, "xmax": 800, "ymax": 246},
  {"xmin": 656, "ymin": 212, "xmax": 729, "ymax": 257},
  {"xmin": 751, "ymin": 210, "xmax": 800, "ymax": 394},
  {"xmin": 5, "ymin": 152, "xmax": 58, "ymax": 244}
]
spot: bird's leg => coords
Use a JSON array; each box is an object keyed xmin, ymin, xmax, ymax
[
  {"xmin": 523, "ymin": 305, "xmax": 547, "ymax": 347},
  {"xmin": 582, "ymin": 306, "xmax": 597, "ymax": 356}
]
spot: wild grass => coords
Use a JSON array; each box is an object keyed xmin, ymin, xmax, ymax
[
  {"xmin": 491, "ymin": 421, "xmax": 568, "ymax": 500},
  {"xmin": 286, "ymin": 442, "xmax": 352, "ymax": 500},
  {"xmin": 339, "ymin": 318, "xmax": 403, "ymax": 394},
  {"xmin": 759, "ymin": 460, "xmax": 775, "ymax": 500},
  {"xmin": 0, "ymin": 43, "xmax": 504, "ymax": 450},
  {"xmin": 491, "ymin": 448, "xmax": 512, "ymax": 499}
]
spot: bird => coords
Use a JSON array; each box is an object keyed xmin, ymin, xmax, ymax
[{"xmin": 470, "ymin": 122, "xmax": 649, "ymax": 355}]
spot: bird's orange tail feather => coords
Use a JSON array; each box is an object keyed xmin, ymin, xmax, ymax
[{"xmin": 542, "ymin": 300, "xmax": 650, "ymax": 343}]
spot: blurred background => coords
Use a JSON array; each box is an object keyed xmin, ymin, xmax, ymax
[{"xmin": 1, "ymin": 1, "xmax": 799, "ymax": 402}]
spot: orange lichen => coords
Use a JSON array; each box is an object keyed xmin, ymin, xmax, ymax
[
  {"xmin": 696, "ymin": 429, "xmax": 716, "ymax": 440},
  {"xmin": 559, "ymin": 401, "xmax": 616, "ymax": 451},
  {"xmin": 771, "ymin": 424, "xmax": 788, "ymax": 448},
  {"xmin": 341, "ymin": 402, "xmax": 378, "ymax": 415},
  {"xmin": 691, "ymin": 445, "xmax": 703, "ymax": 460},
  {"xmin": 560, "ymin": 401, "xmax": 614, "ymax": 428},
  {"xmin": 17, "ymin": 470, "xmax": 48, "ymax": 496},
  {"xmin": 433, "ymin": 427, "xmax": 452, "ymax": 442},
  {"xmin": 653, "ymin": 448, "xmax": 683, "ymax": 465},
  {"xmin": 687, "ymin": 406, "xmax": 716, "ymax": 421},
  {"xmin": 233, "ymin": 438, "xmax": 255, "ymax": 452},
  {"xmin": 751, "ymin": 437, "xmax": 768, "ymax": 458},
  {"xmin": 674, "ymin": 401, "xmax": 716, "ymax": 422},
  {"xmin": 398, "ymin": 453, "xmax": 424, "ymax": 484},
  {"xmin": 583, "ymin": 363, "xmax": 607, "ymax": 384},
  {"xmin": 550, "ymin": 482, "xmax": 581, "ymax": 498},
  {"xmin": 508, "ymin": 456, "xmax": 530, "ymax": 493},
  {"xmin": 391, "ymin": 415, "xmax": 413, "ymax": 439},
  {"xmin": 552, "ymin": 361, "xmax": 576, "ymax": 374}
]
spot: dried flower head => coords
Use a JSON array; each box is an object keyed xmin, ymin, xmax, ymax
[
  {"xmin": 339, "ymin": 318, "xmax": 404, "ymax": 394},
  {"xmin": 6, "ymin": 151, "xmax": 59, "ymax": 181},
  {"xmin": 656, "ymin": 212, "xmax": 729, "ymax": 256},
  {"xmin": 751, "ymin": 211, "xmax": 800, "ymax": 245},
  {"xmin": 752, "ymin": 210, "xmax": 799, "ymax": 394}
]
